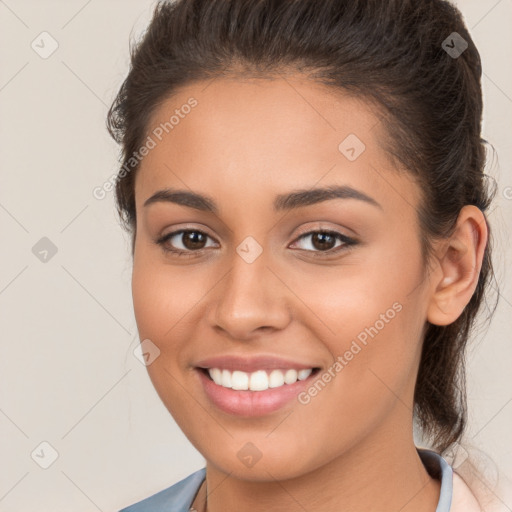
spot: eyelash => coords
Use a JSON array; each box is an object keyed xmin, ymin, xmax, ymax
[{"xmin": 155, "ymin": 228, "xmax": 358, "ymax": 259}]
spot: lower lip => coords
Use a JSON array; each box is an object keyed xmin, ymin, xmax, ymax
[{"xmin": 196, "ymin": 368, "xmax": 318, "ymax": 417}]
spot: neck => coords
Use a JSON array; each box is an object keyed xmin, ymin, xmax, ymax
[{"xmin": 198, "ymin": 416, "xmax": 441, "ymax": 512}]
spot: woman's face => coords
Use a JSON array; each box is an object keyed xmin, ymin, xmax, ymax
[{"xmin": 132, "ymin": 75, "xmax": 434, "ymax": 480}]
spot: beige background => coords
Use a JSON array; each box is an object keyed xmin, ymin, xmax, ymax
[{"xmin": 0, "ymin": 0, "xmax": 511, "ymax": 510}]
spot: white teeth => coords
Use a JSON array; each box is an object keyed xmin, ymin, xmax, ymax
[
  {"xmin": 231, "ymin": 370, "xmax": 249, "ymax": 390},
  {"xmin": 249, "ymin": 370, "xmax": 269, "ymax": 391},
  {"xmin": 210, "ymin": 368, "xmax": 223, "ymax": 385},
  {"xmin": 206, "ymin": 367, "xmax": 315, "ymax": 391},
  {"xmin": 297, "ymin": 368, "xmax": 313, "ymax": 380},
  {"xmin": 284, "ymin": 369, "xmax": 298, "ymax": 384},
  {"xmin": 268, "ymin": 369, "xmax": 284, "ymax": 388},
  {"xmin": 221, "ymin": 369, "xmax": 232, "ymax": 388}
]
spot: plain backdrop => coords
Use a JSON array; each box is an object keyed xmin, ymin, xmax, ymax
[{"xmin": 0, "ymin": 0, "xmax": 511, "ymax": 510}]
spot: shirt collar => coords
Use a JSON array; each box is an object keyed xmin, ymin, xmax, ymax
[{"xmin": 417, "ymin": 447, "xmax": 453, "ymax": 512}]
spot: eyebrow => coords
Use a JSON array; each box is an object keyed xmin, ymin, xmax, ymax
[{"xmin": 143, "ymin": 185, "xmax": 382, "ymax": 213}]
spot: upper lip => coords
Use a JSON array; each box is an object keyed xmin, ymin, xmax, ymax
[{"xmin": 195, "ymin": 354, "xmax": 320, "ymax": 373}]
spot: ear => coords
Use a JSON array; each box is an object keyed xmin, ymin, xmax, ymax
[{"xmin": 427, "ymin": 205, "xmax": 488, "ymax": 326}]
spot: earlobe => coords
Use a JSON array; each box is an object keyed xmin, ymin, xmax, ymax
[{"xmin": 427, "ymin": 205, "xmax": 488, "ymax": 326}]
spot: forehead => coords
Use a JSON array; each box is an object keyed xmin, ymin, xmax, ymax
[{"xmin": 135, "ymin": 76, "xmax": 420, "ymax": 214}]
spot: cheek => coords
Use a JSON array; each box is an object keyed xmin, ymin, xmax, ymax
[
  {"xmin": 131, "ymin": 252, "xmax": 205, "ymax": 343},
  {"xmin": 282, "ymin": 241, "xmax": 426, "ymax": 413},
  {"xmin": 131, "ymin": 252, "xmax": 214, "ymax": 401},
  {"xmin": 131, "ymin": 266, "xmax": 168, "ymax": 344},
  {"xmin": 131, "ymin": 258, "xmax": 206, "ymax": 422},
  {"xmin": 284, "ymin": 248, "xmax": 421, "ymax": 346}
]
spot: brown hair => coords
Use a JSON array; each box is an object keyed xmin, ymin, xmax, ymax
[{"xmin": 106, "ymin": 0, "xmax": 498, "ymax": 454}]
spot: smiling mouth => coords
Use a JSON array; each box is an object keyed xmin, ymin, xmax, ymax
[{"xmin": 198, "ymin": 367, "xmax": 321, "ymax": 392}]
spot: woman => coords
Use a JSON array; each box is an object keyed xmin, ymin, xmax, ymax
[{"xmin": 108, "ymin": 0, "xmax": 504, "ymax": 510}]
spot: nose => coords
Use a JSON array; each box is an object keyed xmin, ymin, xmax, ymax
[{"xmin": 207, "ymin": 249, "xmax": 292, "ymax": 340}]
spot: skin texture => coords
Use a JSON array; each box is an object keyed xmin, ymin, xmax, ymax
[{"xmin": 131, "ymin": 75, "xmax": 488, "ymax": 512}]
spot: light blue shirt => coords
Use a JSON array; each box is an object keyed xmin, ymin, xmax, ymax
[{"xmin": 119, "ymin": 448, "xmax": 453, "ymax": 511}]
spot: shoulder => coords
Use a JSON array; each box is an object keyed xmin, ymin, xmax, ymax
[
  {"xmin": 118, "ymin": 468, "xmax": 206, "ymax": 512},
  {"xmin": 451, "ymin": 472, "xmax": 484, "ymax": 512},
  {"xmin": 417, "ymin": 447, "xmax": 483, "ymax": 511},
  {"xmin": 452, "ymin": 467, "xmax": 512, "ymax": 512}
]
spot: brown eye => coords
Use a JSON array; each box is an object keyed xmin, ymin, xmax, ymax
[
  {"xmin": 310, "ymin": 232, "xmax": 337, "ymax": 251},
  {"xmin": 291, "ymin": 230, "xmax": 357, "ymax": 256},
  {"xmin": 156, "ymin": 229, "xmax": 217, "ymax": 256},
  {"xmin": 180, "ymin": 231, "xmax": 208, "ymax": 250}
]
